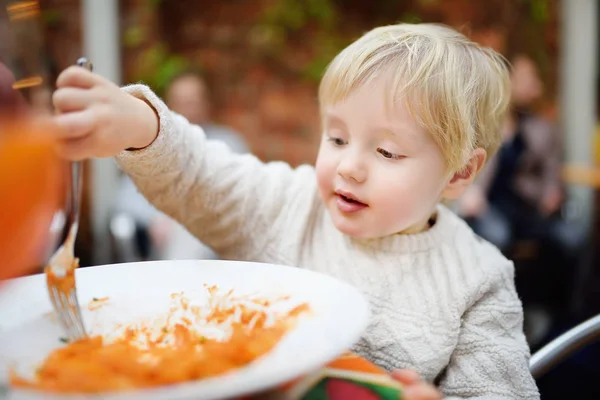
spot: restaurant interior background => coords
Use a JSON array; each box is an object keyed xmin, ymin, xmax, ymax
[{"xmin": 1, "ymin": 0, "xmax": 599, "ymax": 398}]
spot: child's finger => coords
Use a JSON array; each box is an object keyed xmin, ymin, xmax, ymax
[
  {"xmin": 54, "ymin": 109, "xmax": 97, "ymax": 140},
  {"xmin": 56, "ymin": 66, "xmax": 103, "ymax": 89},
  {"xmin": 391, "ymin": 369, "xmax": 421, "ymax": 385},
  {"xmin": 53, "ymin": 87, "xmax": 94, "ymax": 113},
  {"xmin": 57, "ymin": 135, "xmax": 95, "ymax": 161},
  {"xmin": 403, "ymin": 383, "xmax": 442, "ymax": 400}
]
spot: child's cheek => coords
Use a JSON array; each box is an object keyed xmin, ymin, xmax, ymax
[
  {"xmin": 315, "ymin": 163, "xmax": 331, "ymax": 202},
  {"xmin": 315, "ymin": 150, "xmax": 335, "ymax": 196}
]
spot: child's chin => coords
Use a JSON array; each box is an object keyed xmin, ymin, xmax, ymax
[{"xmin": 331, "ymin": 218, "xmax": 372, "ymax": 238}]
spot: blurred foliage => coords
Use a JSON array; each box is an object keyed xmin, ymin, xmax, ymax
[
  {"xmin": 525, "ymin": 0, "xmax": 550, "ymax": 23},
  {"xmin": 122, "ymin": 0, "xmax": 556, "ymax": 89},
  {"xmin": 123, "ymin": 0, "xmax": 188, "ymax": 94},
  {"xmin": 146, "ymin": 0, "xmax": 164, "ymax": 9},
  {"xmin": 301, "ymin": 32, "xmax": 347, "ymax": 82},
  {"xmin": 514, "ymin": 0, "xmax": 553, "ymax": 90},
  {"xmin": 253, "ymin": 0, "xmax": 343, "ymax": 82},
  {"xmin": 40, "ymin": 8, "xmax": 61, "ymax": 27},
  {"xmin": 123, "ymin": 25, "xmax": 145, "ymax": 48},
  {"xmin": 399, "ymin": 12, "xmax": 422, "ymax": 24},
  {"xmin": 248, "ymin": 0, "xmax": 557, "ymax": 97},
  {"xmin": 261, "ymin": 0, "xmax": 337, "ymax": 31},
  {"xmin": 132, "ymin": 44, "xmax": 189, "ymax": 95}
]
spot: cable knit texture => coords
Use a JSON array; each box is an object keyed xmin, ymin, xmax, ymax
[{"xmin": 116, "ymin": 84, "xmax": 540, "ymax": 399}]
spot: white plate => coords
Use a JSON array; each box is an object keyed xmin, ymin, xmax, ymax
[{"xmin": 0, "ymin": 260, "xmax": 370, "ymax": 400}]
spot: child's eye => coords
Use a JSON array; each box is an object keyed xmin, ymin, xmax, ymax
[
  {"xmin": 377, "ymin": 148, "xmax": 402, "ymax": 160},
  {"xmin": 328, "ymin": 137, "xmax": 347, "ymax": 146}
]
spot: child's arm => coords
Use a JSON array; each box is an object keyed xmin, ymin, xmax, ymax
[
  {"xmin": 115, "ymin": 85, "xmax": 316, "ymax": 259},
  {"xmin": 52, "ymin": 67, "xmax": 317, "ymax": 260},
  {"xmin": 439, "ymin": 262, "xmax": 540, "ymax": 400}
]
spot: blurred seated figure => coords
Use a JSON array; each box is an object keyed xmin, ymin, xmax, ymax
[
  {"xmin": 460, "ymin": 55, "xmax": 585, "ymax": 255},
  {"xmin": 115, "ymin": 70, "xmax": 249, "ymax": 261},
  {"xmin": 113, "ymin": 173, "xmax": 158, "ymax": 260},
  {"xmin": 458, "ymin": 55, "xmax": 587, "ymax": 339},
  {"xmin": 164, "ymin": 70, "xmax": 249, "ymax": 154}
]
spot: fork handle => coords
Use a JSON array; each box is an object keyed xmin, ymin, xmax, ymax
[
  {"xmin": 76, "ymin": 57, "xmax": 93, "ymax": 72},
  {"xmin": 68, "ymin": 58, "xmax": 93, "ymax": 229},
  {"xmin": 70, "ymin": 161, "xmax": 83, "ymax": 226}
]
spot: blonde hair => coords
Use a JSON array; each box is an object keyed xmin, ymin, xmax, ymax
[{"xmin": 319, "ymin": 23, "xmax": 510, "ymax": 172}]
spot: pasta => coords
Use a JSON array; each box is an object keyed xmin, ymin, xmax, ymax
[{"xmin": 10, "ymin": 285, "xmax": 309, "ymax": 393}]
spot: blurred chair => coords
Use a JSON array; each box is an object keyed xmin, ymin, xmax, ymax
[
  {"xmin": 530, "ymin": 314, "xmax": 600, "ymax": 378},
  {"xmin": 109, "ymin": 213, "xmax": 142, "ymax": 263}
]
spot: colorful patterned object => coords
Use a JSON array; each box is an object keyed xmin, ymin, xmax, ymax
[{"xmin": 275, "ymin": 353, "xmax": 402, "ymax": 400}]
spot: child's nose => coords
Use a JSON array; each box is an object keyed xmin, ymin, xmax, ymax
[{"xmin": 337, "ymin": 155, "xmax": 367, "ymax": 183}]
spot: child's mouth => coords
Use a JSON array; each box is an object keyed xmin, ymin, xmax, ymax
[
  {"xmin": 336, "ymin": 193, "xmax": 368, "ymax": 213},
  {"xmin": 341, "ymin": 195, "xmax": 359, "ymax": 204}
]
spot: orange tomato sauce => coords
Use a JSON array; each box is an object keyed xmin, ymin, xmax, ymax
[{"xmin": 10, "ymin": 287, "xmax": 309, "ymax": 394}]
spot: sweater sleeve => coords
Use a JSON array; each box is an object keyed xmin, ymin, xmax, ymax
[
  {"xmin": 439, "ymin": 260, "xmax": 540, "ymax": 400},
  {"xmin": 114, "ymin": 84, "xmax": 317, "ymax": 261}
]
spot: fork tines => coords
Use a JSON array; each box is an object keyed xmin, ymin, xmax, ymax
[{"xmin": 46, "ymin": 266, "xmax": 87, "ymax": 342}]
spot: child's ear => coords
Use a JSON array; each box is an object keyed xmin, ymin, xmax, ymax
[{"xmin": 442, "ymin": 148, "xmax": 487, "ymax": 199}]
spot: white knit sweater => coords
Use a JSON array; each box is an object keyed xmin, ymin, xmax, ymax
[{"xmin": 116, "ymin": 85, "xmax": 540, "ymax": 399}]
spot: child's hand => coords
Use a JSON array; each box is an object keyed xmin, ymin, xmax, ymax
[
  {"xmin": 392, "ymin": 369, "xmax": 442, "ymax": 400},
  {"xmin": 52, "ymin": 66, "xmax": 159, "ymax": 160}
]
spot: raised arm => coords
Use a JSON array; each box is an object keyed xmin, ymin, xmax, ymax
[{"xmin": 115, "ymin": 84, "xmax": 317, "ymax": 261}]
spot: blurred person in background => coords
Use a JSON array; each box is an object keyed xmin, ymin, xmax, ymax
[
  {"xmin": 459, "ymin": 54, "xmax": 587, "ymax": 340},
  {"xmin": 459, "ymin": 55, "xmax": 567, "ymax": 249},
  {"xmin": 164, "ymin": 70, "xmax": 248, "ymax": 153},
  {"xmin": 115, "ymin": 70, "xmax": 249, "ymax": 260}
]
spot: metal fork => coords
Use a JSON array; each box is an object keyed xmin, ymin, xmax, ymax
[{"xmin": 44, "ymin": 57, "xmax": 93, "ymax": 342}]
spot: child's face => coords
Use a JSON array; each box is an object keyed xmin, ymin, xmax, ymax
[{"xmin": 315, "ymin": 76, "xmax": 451, "ymax": 238}]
